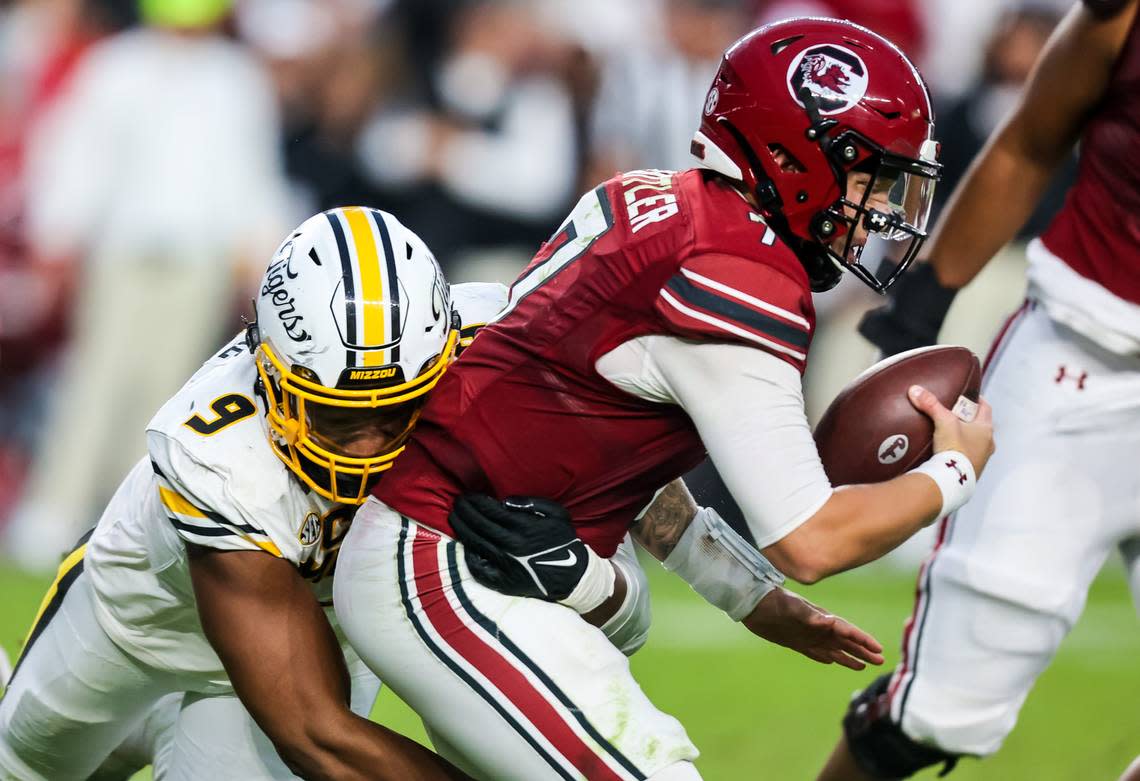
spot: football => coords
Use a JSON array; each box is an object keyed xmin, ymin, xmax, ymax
[{"xmin": 814, "ymin": 346, "xmax": 982, "ymax": 486}]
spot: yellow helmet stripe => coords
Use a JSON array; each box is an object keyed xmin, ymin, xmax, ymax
[{"xmin": 344, "ymin": 207, "xmax": 386, "ymax": 367}]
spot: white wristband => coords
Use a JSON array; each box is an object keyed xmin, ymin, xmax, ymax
[
  {"xmin": 558, "ymin": 546, "xmax": 616, "ymax": 614},
  {"xmin": 908, "ymin": 449, "xmax": 977, "ymax": 520}
]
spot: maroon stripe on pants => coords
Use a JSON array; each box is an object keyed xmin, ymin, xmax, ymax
[{"xmin": 409, "ymin": 525, "xmax": 627, "ymax": 781}]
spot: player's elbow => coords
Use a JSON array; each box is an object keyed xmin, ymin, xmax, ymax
[
  {"xmin": 761, "ymin": 527, "xmax": 839, "ymax": 585},
  {"xmin": 273, "ymin": 737, "xmax": 338, "ymax": 781},
  {"xmin": 271, "ymin": 717, "xmax": 361, "ymax": 781},
  {"xmin": 274, "ymin": 744, "xmax": 336, "ymax": 781},
  {"xmin": 780, "ymin": 554, "xmax": 831, "ymax": 586}
]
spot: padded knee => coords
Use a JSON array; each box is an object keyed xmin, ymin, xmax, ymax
[{"xmin": 843, "ymin": 674, "xmax": 960, "ymax": 779}]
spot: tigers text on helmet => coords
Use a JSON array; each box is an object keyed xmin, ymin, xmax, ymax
[
  {"xmin": 692, "ymin": 17, "xmax": 941, "ymax": 293},
  {"xmin": 248, "ymin": 207, "xmax": 457, "ymax": 504}
]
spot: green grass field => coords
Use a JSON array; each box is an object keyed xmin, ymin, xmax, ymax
[{"xmin": 1, "ymin": 559, "xmax": 1136, "ymax": 780}]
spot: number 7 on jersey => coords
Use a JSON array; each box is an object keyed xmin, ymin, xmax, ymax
[{"xmin": 494, "ymin": 186, "xmax": 615, "ymax": 322}]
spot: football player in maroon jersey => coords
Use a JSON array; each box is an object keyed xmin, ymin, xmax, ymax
[
  {"xmin": 818, "ymin": 1, "xmax": 1140, "ymax": 779},
  {"xmin": 333, "ymin": 18, "xmax": 994, "ymax": 781}
]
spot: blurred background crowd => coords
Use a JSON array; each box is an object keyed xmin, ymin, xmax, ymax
[{"xmin": 0, "ymin": 0, "xmax": 1076, "ymax": 568}]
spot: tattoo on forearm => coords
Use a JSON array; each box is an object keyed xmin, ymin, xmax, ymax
[{"xmin": 633, "ymin": 479, "xmax": 699, "ymax": 561}]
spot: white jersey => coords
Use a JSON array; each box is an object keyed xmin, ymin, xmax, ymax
[
  {"xmin": 1026, "ymin": 238, "xmax": 1140, "ymax": 355},
  {"xmin": 84, "ymin": 283, "xmax": 508, "ymax": 686}
]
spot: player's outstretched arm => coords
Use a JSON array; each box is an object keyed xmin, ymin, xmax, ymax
[
  {"xmin": 647, "ymin": 337, "xmax": 993, "ymax": 585},
  {"xmin": 187, "ymin": 545, "xmax": 471, "ymax": 781},
  {"xmin": 926, "ymin": 0, "xmax": 1135, "ymax": 289},
  {"xmin": 633, "ymin": 481, "xmax": 883, "ymax": 670},
  {"xmin": 451, "ymin": 485, "xmax": 883, "ymax": 669},
  {"xmin": 859, "ymin": 0, "xmax": 1136, "ymax": 356},
  {"xmin": 763, "ymin": 386, "xmax": 994, "ymax": 583}
]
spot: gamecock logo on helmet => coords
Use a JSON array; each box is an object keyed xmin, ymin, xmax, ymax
[{"xmin": 787, "ymin": 44, "xmax": 869, "ymax": 116}]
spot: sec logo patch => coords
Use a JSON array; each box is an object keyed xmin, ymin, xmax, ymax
[{"xmin": 299, "ymin": 512, "xmax": 321, "ymax": 546}]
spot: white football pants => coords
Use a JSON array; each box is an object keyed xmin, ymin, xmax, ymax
[
  {"xmin": 335, "ymin": 500, "xmax": 701, "ymax": 781},
  {"xmin": 887, "ymin": 300, "xmax": 1140, "ymax": 755}
]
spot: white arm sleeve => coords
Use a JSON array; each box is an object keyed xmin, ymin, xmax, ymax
[
  {"xmin": 597, "ymin": 336, "xmax": 833, "ymax": 548},
  {"xmin": 599, "ymin": 534, "xmax": 651, "ymax": 657}
]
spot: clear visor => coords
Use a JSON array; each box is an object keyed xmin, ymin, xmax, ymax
[
  {"xmin": 872, "ymin": 164, "xmax": 935, "ymax": 241},
  {"xmin": 851, "ymin": 167, "xmax": 935, "ymax": 286},
  {"xmin": 831, "ymin": 141, "xmax": 939, "ymax": 291},
  {"xmin": 841, "ymin": 162, "xmax": 936, "ymax": 250}
]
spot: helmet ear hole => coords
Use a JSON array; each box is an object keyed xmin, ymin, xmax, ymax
[{"xmin": 767, "ymin": 144, "xmax": 806, "ymax": 174}]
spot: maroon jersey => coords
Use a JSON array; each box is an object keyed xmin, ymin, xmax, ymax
[
  {"xmin": 1040, "ymin": 9, "xmax": 1140, "ymax": 303},
  {"xmin": 374, "ymin": 170, "xmax": 815, "ymax": 556}
]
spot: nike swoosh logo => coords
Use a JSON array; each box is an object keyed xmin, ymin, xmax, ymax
[{"xmin": 535, "ymin": 551, "xmax": 577, "ymax": 568}]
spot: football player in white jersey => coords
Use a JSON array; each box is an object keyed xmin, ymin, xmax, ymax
[
  {"xmin": 0, "ymin": 203, "xmax": 882, "ymax": 780},
  {"xmin": 0, "ymin": 208, "xmax": 499, "ymax": 780},
  {"xmin": 2, "ymin": 204, "xmax": 775, "ymax": 781}
]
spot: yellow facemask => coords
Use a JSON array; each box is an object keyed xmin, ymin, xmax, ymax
[{"xmin": 254, "ymin": 328, "xmax": 459, "ymax": 504}]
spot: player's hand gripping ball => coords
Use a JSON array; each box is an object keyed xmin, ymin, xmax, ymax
[{"xmin": 814, "ymin": 346, "xmax": 982, "ymax": 485}]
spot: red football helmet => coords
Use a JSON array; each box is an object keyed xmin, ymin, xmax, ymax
[{"xmin": 692, "ymin": 17, "xmax": 940, "ymax": 293}]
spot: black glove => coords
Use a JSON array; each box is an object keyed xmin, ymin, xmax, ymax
[
  {"xmin": 857, "ymin": 262, "xmax": 958, "ymax": 357},
  {"xmin": 449, "ymin": 494, "xmax": 593, "ymax": 603}
]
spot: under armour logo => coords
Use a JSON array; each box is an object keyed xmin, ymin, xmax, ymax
[
  {"xmin": 945, "ymin": 459, "xmax": 968, "ymax": 485},
  {"xmin": 1055, "ymin": 365, "xmax": 1087, "ymax": 390}
]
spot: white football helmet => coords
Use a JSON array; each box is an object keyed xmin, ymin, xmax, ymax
[{"xmin": 250, "ymin": 207, "xmax": 457, "ymax": 504}]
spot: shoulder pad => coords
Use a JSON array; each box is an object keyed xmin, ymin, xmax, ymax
[
  {"xmin": 655, "ymin": 252, "xmax": 814, "ymax": 373},
  {"xmin": 451, "ymin": 281, "xmax": 508, "ymax": 349},
  {"xmin": 452, "ymin": 282, "xmax": 508, "ymax": 328},
  {"xmin": 146, "ymin": 354, "xmax": 316, "ymax": 563},
  {"xmin": 148, "ymin": 431, "xmax": 296, "ymax": 560}
]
